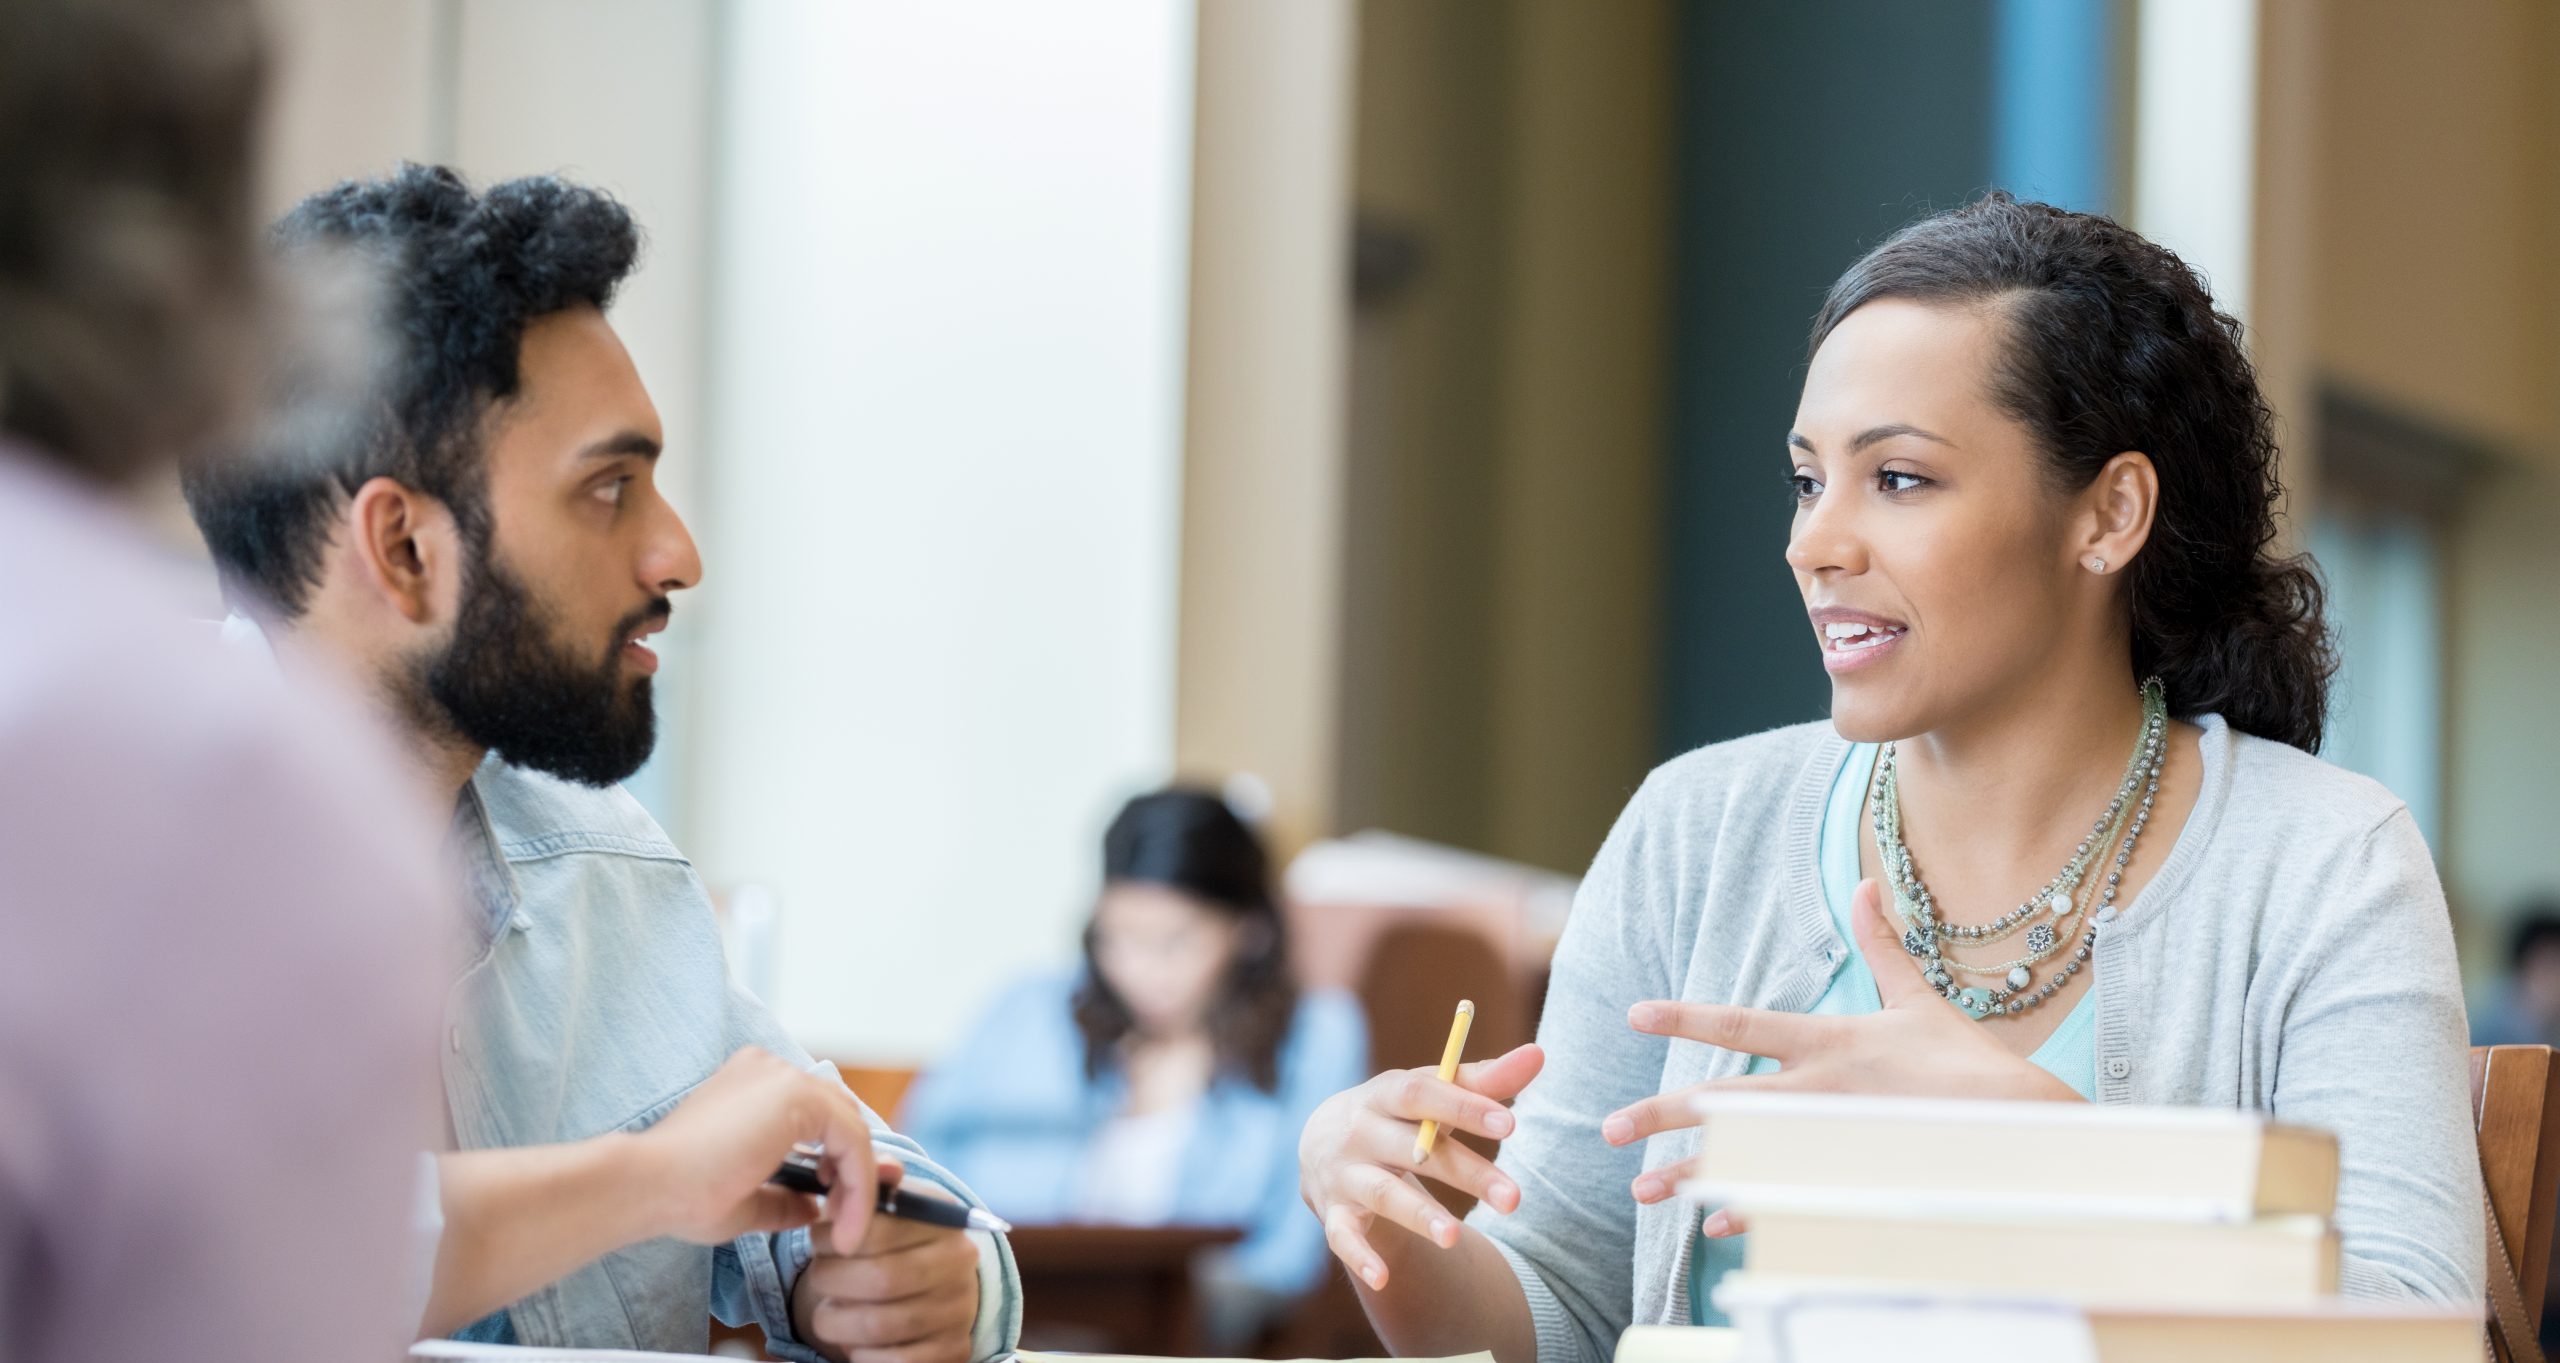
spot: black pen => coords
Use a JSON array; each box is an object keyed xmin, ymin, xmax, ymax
[{"xmin": 769, "ymin": 1149, "xmax": 1012, "ymax": 1233}]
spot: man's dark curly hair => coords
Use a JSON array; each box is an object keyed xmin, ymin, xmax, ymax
[{"xmin": 183, "ymin": 163, "xmax": 640, "ymax": 617}]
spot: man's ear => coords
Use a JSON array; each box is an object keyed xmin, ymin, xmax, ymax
[{"xmin": 345, "ymin": 477, "xmax": 462, "ymax": 625}]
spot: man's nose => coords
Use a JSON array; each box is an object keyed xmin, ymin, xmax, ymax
[{"xmin": 644, "ymin": 495, "xmax": 702, "ymax": 594}]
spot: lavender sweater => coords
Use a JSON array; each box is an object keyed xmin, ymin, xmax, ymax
[{"xmin": 1469, "ymin": 716, "xmax": 2484, "ymax": 1363}]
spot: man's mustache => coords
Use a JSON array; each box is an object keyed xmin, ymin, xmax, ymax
[{"xmin": 611, "ymin": 597, "xmax": 673, "ymax": 655}]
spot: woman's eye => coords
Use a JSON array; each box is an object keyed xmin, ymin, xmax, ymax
[
  {"xmin": 1788, "ymin": 473, "xmax": 1822, "ymax": 503},
  {"xmin": 1879, "ymin": 469, "xmax": 1930, "ymax": 494}
]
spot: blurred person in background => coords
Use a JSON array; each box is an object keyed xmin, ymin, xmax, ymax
[
  {"xmin": 902, "ymin": 788, "xmax": 1369, "ymax": 1350},
  {"xmin": 2471, "ymin": 903, "xmax": 2560, "ymax": 1048},
  {"xmin": 0, "ymin": 1, "xmax": 449, "ymax": 1361},
  {"xmin": 180, "ymin": 164, "xmax": 1017, "ymax": 1362}
]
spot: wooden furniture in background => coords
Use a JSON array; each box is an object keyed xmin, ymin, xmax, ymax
[
  {"xmin": 2473, "ymin": 1044, "xmax": 2560, "ymax": 1362},
  {"xmin": 1357, "ymin": 921, "xmax": 1525, "ymax": 1222},
  {"xmin": 1009, "ymin": 1224, "xmax": 1243, "ymax": 1356},
  {"xmin": 1284, "ymin": 830, "xmax": 1572, "ymax": 1038},
  {"xmin": 831, "ymin": 1062, "xmax": 919, "ymax": 1121},
  {"xmin": 1256, "ymin": 1270, "xmax": 1386, "ymax": 1360}
]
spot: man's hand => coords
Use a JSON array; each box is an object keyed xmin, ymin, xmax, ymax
[
  {"xmin": 636, "ymin": 1047, "xmax": 880, "ymax": 1254},
  {"xmin": 424, "ymin": 1048, "xmax": 881, "ymax": 1337},
  {"xmin": 791, "ymin": 1161, "xmax": 981, "ymax": 1363}
]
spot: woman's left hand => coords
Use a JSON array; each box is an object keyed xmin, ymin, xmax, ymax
[{"xmin": 1603, "ymin": 877, "xmax": 2081, "ymax": 1208}]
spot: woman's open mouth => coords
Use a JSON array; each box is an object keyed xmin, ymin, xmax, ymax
[{"xmin": 1816, "ymin": 617, "xmax": 1908, "ymax": 674}]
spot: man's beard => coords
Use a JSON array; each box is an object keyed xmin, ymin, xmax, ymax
[{"xmin": 414, "ymin": 550, "xmax": 665, "ymax": 788}]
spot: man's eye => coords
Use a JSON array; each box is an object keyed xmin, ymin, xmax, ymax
[{"xmin": 595, "ymin": 476, "xmax": 631, "ymax": 505}]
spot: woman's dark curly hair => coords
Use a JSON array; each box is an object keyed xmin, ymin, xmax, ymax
[
  {"xmin": 182, "ymin": 163, "xmax": 640, "ymax": 618},
  {"xmin": 1073, "ymin": 789, "xmax": 1299, "ymax": 1093},
  {"xmin": 1811, "ymin": 192, "xmax": 2336, "ymax": 752}
]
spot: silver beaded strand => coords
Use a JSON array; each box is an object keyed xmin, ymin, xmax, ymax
[{"xmin": 1874, "ymin": 679, "xmax": 2168, "ymax": 1021}]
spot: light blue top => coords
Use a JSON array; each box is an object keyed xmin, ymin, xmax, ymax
[
  {"xmin": 439, "ymin": 758, "xmax": 1021, "ymax": 1360},
  {"xmin": 900, "ymin": 969, "xmax": 1370, "ymax": 1301},
  {"xmin": 1688, "ymin": 742, "xmax": 2098, "ymax": 1325}
]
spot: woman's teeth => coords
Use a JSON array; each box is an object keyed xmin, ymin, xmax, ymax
[{"xmin": 1824, "ymin": 622, "xmax": 1903, "ymax": 650}]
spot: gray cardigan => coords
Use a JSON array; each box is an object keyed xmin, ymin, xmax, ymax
[{"xmin": 1470, "ymin": 716, "xmax": 2484, "ymax": 1363}]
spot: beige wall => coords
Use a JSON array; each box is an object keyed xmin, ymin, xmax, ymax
[
  {"xmin": 258, "ymin": 0, "xmax": 716, "ymax": 537},
  {"xmin": 256, "ymin": 0, "xmax": 438, "ymax": 216},
  {"xmin": 2302, "ymin": 0, "xmax": 2560, "ymax": 471},
  {"xmin": 1176, "ymin": 0, "xmax": 1358, "ymax": 858},
  {"xmin": 1482, "ymin": 1, "xmax": 1672, "ymax": 870},
  {"xmin": 1332, "ymin": 0, "xmax": 1670, "ymax": 873},
  {"xmin": 2256, "ymin": 0, "xmax": 2560, "ymax": 973},
  {"xmin": 1336, "ymin": 0, "xmax": 1506, "ymax": 854}
]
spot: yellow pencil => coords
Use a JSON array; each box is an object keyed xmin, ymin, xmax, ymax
[{"xmin": 1410, "ymin": 999, "xmax": 1476, "ymax": 1163}]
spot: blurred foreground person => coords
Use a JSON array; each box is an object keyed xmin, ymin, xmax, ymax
[
  {"xmin": 903, "ymin": 789, "xmax": 1368, "ymax": 1350},
  {"xmin": 0, "ymin": 2, "xmax": 448, "ymax": 1361}
]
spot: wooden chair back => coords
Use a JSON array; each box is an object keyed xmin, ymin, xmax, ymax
[{"xmin": 2472, "ymin": 1044, "xmax": 2560, "ymax": 1355}]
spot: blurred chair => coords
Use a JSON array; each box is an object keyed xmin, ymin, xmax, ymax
[
  {"xmin": 835, "ymin": 1063, "xmax": 917, "ymax": 1121},
  {"xmin": 1286, "ymin": 830, "xmax": 1570, "ymax": 1054},
  {"xmin": 1356, "ymin": 921, "xmax": 1525, "ymax": 1222},
  {"xmin": 2473, "ymin": 1044, "xmax": 2560, "ymax": 1363},
  {"xmin": 1241, "ymin": 922, "xmax": 1527, "ymax": 1361},
  {"xmin": 1009, "ymin": 1224, "xmax": 1242, "ymax": 1355}
]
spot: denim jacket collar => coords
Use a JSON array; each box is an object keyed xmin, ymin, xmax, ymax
[{"xmin": 447, "ymin": 779, "xmax": 522, "ymax": 956}]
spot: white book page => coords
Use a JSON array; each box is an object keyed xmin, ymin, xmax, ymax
[
  {"xmin": 1771, "ymin": 1299, "xmax": 2096, "ymax": 1363},
  {"xmin": 412, "ymin": 1342, "xmax": 707, "ymax": 1362}
]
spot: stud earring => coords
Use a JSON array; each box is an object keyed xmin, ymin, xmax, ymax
[{"xmin": 2087, "ymin": 556, "xmax": 2108, "ymax": 573}]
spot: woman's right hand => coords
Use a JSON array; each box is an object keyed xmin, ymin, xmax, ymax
[{"xmin": 1298, "ymin": 1043, "xmax": 1545, "ymax": 1290}]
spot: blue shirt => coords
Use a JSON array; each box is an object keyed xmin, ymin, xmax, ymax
[
  {"xmin": 899, "ymin": 969, "xmax": 1370, "ymax": 1300},
  {"xmin": 1688, "ymin": 742, "xmax": 2098, "ymax": 1324},
  {"xmin": 440, "ymin": 758, "xmax": 1022, "ymax": 1359}
]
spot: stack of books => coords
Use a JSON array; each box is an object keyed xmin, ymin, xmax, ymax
[{"xmin": 1653, "ymin": 1092, "xmax": 2480, "ymax": 1362}]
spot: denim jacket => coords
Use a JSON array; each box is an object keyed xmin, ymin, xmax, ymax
[{"xmin": 441, "ymin": 757, "xmax": 1022, "ymax": 1359}]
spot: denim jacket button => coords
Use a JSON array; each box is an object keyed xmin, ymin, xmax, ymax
[{"xmin": 511, "ymin": 912, "xmax": 533, "ymax": 934}]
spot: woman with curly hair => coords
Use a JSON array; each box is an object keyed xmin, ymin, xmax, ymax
[{"xmin": 1297, "ymin": 193, "xmax": 2481, "ymax": 1359}]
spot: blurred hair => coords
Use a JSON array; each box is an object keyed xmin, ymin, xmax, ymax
[
  {"xmin": 2510, "ymin": 907, "xmax": 2560, "ymax": 973},
  {"xmin": 1811, "ymin": 191, "xmax": 2337, "ymax": 753},
  {"xmin": 1074, "ymin": 788, "xmax": 1299, "ymax": 1093},
  {"xmin": 181, "ymin": 164, "xmax": 639, "ymax": 618},
  {"xmin": 0, "ymin": 0, "xmax": 268, "ymax": 483}
]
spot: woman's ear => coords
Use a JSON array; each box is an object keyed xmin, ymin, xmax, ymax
[
  {"xmin": 345, "ymin": 476, "xmax": 460, "ymax": 624},
  {"xmin": 2076, "ymin": 451, "xmax": 2158, "ymax": 578}
]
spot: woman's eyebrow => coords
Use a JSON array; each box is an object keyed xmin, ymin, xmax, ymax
[{"xmin": 1787, "ymin": 423, "xmax": 1955, "ymax": 455}]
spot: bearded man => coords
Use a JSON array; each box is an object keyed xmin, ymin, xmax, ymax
[{"xmin": 183, "ymin": 164, "xmax": 1019, "ymax": 1363}]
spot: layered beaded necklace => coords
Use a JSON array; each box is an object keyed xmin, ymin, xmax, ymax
[{"xmin": 1873, "ymin": 678, "xmax": 2168, "ymax": 1021}]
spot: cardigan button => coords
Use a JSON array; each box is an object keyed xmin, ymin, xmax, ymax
[{"xmin": 2105, "ymin": 1057, "xmax": 2130, "ymax": 1080}]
